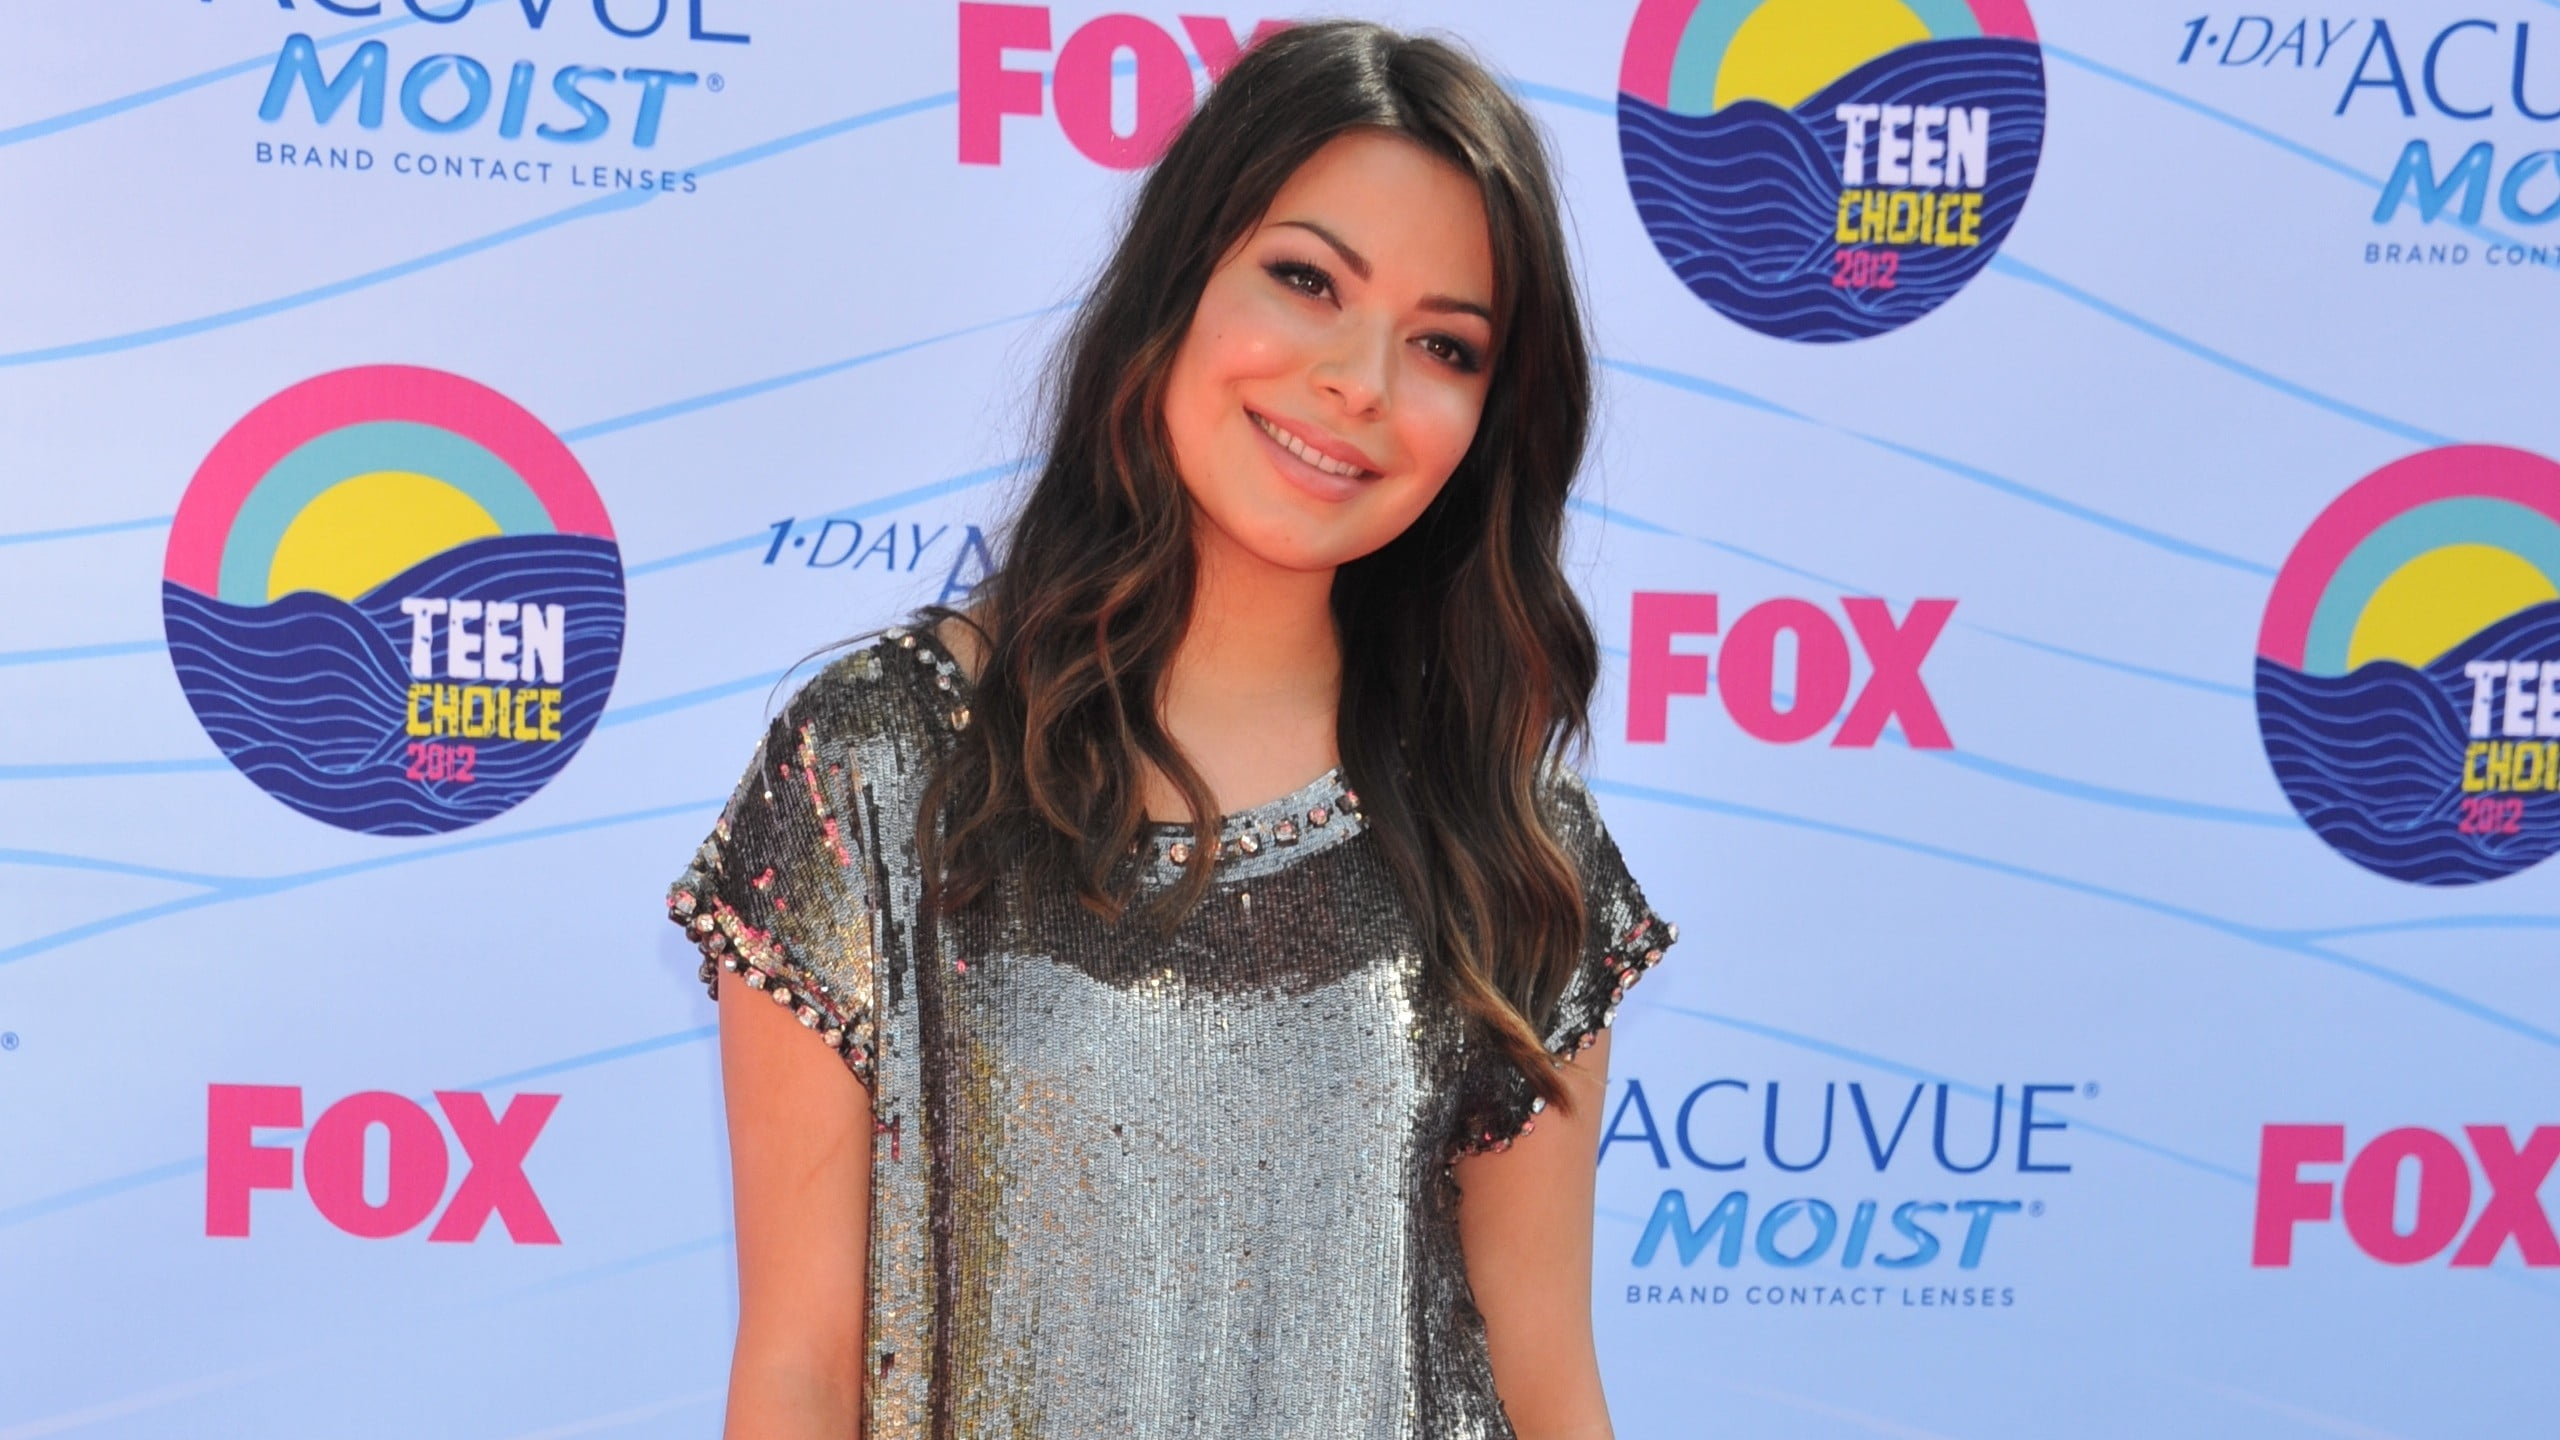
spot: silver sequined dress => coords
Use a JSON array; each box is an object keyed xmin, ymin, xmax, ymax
[{"xmin": 667, "ymin": 624, "xmax": 1675, "ymax": 1440}]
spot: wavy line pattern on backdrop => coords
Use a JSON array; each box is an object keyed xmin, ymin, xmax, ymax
[
  {"xmin": 1586, "ymin": 777, "xmax": 2560, "ymax": 1051},
  {"xmin": 5, "ymin": 522, "xmax": 2544, "ymax": 983},
  {"xmin": 0, "ymin": 16, "xmax": 419, "ymax": 148},
  {"xmin": 7, "ymin": 430, "xmax": 2547, "ymax": 1007},
  {"xmin": 0, "ymin": 517, "xmax": 174, "ymax": 549},
  {"xmin": 0, "ymin": 243, "xmax": 2330, "ymax": 834},
  {"xmin": 1599, "ymin": 356, "xmax": 2274, "ymax": 574},
  {"xmin": 9, "ymin": 716, "xmax": 2551, "ymax": 1060},
  {"xmin": 6, "ymin": 558, "xmax": 2305, "ymax": 936},
  {"xmin": 0, "ymin": 592, "xmax": 2336, "ymax": 963},
  {"xmin": 0, "ymin": 798, "xmax": 716, "ymax": 967},
  {"xmin": 0, "ymin": 993, "xmax": 2220, "ymax": 1244},
  {"xmin": 16, "ymin": 997, "xmax": 2539, "ymax": 1433},
  {"xmin": 1, "ymin": 27, "xmax": 2548, "ymax": 1440},
  {"xmin": 2, "ymin": 20, "xmax": 2549, "ymax": 1309},
  {"xmin": 0, "ymin": 53, "xmax": 2468, "ymax": 478},
  {"xmin": 17, "ymin": 995, "xmax": 2507, "ymax": 1437},
  {"xmin": 0, "ymin": 46, "xmax": 2481, "ymax": 704},
  {"xmin": 0, "ymin": 16, "xmax": 2479, "ymax": 473},
  {"xmin": 0, "ymin": 324, "xmax": 2406, "ymax": 717},
  {"xmin": 2, "ymin": 494, "xmax": 2253, "ymax": 812},
  {"xmin": 0, "ymin": 89, "xmax": 958, "ymax": 368},
  {"xmin": 0, "ymin": 53, "xmax": 2454, "ymax": 629},
  {"xmin": 26, "ymin": 991, "xmax": 2541, "ymax": 1436}
]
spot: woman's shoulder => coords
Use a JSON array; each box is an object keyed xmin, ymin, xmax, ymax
[
  {"xmin": 665, "ymin": 617, "xmax": 967, "ymax": 980},
  {"xmin": 1532, "ymin": 753, "xmax": 1605, "ymax": 839},
  {"xmin": 1533, "ymin": 754, "xmax": 1660, "ymax": 920},
  {"xmin": 759, "ymin": 618, "xmax": 976, "ymax": 776}
]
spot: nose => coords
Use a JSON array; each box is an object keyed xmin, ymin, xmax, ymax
[{"xmin": 1311, "ymin": 317, "xmax": 1391, "ymax": 419}]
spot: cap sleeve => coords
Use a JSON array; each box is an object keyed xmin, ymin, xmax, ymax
[
  {"xmin": 1535, "ymin": 765, "xmax": 1676, "ymax": 1059},
  {"xmin": 1454, "ymin": 764, "xmax": 1677, "ymax": 1158},
  {"xmin": 666, "ymin": 676, "xmax": 882, "ymax": 1084}
]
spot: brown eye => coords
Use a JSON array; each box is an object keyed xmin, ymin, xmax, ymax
[
  {"xmin": 1266, "ymin": 261, "xmax": 1333, "ymax": 299},
  {"xmin": 1421, "ymin": 335, "xmax": 1482, "ymax": 373}
]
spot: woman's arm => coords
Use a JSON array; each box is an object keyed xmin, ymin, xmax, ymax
[
  {"xmin": 718, "ymin": 969, "xmax": 874, "ymax": 1438},
  {"xmin": 1454, "ymin": 1030, "xmax": 1614, "ymax": 1440}
]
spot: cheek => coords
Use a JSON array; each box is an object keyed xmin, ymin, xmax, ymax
[
  {"xmin": 1350, "ymin": 388, "xmax": 1483, "ymax": 547},
  {"xmin": 1396, "ymin": 381, "xmax": 1487, "ymax": 488},
  {"xmin": 1166, "ymin": 302, "xmax": 1290, "ymax": 454},
  {"xmin": 1187, "ymin": 284, "xmax": 1307, "ymax": 383},
  {"xmin": 1161, "ymin": 349, "xmax": 1231, "ymax": 482}
]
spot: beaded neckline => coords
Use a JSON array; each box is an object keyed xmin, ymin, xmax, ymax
[
  {"xmin": 876, "ymin": 620, "xmax": 1367, "ymax": 881},
  {"xmin": 1137, "ymin": 765, "xmax": 1364, "ymax": 881}
]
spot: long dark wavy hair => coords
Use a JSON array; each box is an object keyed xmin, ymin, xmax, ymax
[{"xmin": 918, "ymin": 20, "xmax": 1598, "ymax": 1106}]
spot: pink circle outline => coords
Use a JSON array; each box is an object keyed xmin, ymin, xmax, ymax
[
  {"xmin": 1619, "ymin": 0, "xmax": 1703, "ymax": 106},
  {"xmin": 2257, "ymin": 444, "xmax": 2560, "ymax": 668},
  {"xmin": 1964, "ymin": 0, "xmax": 2040, "ymax": 42},
  {"xmin": 164, "ymin": 365, "xmax": 613, "ymax": 596},
  {"xmin": 1620, "ymin": 0, "xmax": 2039, "ymax": 106}
]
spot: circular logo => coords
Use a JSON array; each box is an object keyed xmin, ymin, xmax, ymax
[
  {"xmin": 1617, "ymin": 0, "xmax": 2047, "ymax": 342},
  {"xmin": 162, "ymin": 366, "xmax": 626, "ymax": 835},
  {"xmin": 2256, "ymin": 445, "xmax": 2560, "ymax": 885}
]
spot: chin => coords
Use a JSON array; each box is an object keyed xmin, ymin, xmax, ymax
[
  {"xmin": 1231, "ymin": 526, "xmax": 1365, "ymax": 575},
  {"xmin": 1205, "ymin": 498, "xmax": 1362, "ymax": 571}
]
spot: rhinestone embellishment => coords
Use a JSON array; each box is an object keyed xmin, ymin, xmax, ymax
[{"xmin": 1144, "ymin": 779, "xmax": 1361, "ymax": 876}]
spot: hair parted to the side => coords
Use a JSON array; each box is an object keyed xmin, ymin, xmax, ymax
[{"xmin": 917, "ymin": 20, "xmax": 1599, "ymax": 1108}]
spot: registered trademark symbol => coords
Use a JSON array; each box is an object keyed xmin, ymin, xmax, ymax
[
  {"xmin": 1, "ymin": 1032, "xmax": 18, "ymax": 1051},
  {"xmin": 2029, "ymin": 1200, "xmax": 2045, "ymax": 1218},
  {"xmin": 2083, "ymin": 1082, "xmax": 2099, "ymax": 1098},
  {"xmin": 707, "ymin": 73, "xmax": 726, "ymax": 93}
]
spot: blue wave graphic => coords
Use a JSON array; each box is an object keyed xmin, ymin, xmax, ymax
[
  {"xmin": 0, "ymin": 91, "xmax": 956, "ymax": 369},
  {"xmin": 162, "ymin": 533, "xmax": 626, "ymax": 836},
  {"xmin": 1620, "ymin": 38, "xmax": 2046, "ymax": 343},
  {"xmin": 2257, "ymin": 601, "xmax": 2560, "ymax": 885}
]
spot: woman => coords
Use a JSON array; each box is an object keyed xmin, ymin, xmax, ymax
[{"xmin": 669, "ymin": 21, "xmax": 1675, "ymax": 1439}]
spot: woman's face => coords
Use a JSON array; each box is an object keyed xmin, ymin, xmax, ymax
[{"xmin": 1161, "ymin": 130, "xmax": 1497, "ymax": 577}]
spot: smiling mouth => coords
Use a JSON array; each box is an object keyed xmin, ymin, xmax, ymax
[{"xmin": 1252, "ymin": 411, "xmax": 1376, "ymax": 480}]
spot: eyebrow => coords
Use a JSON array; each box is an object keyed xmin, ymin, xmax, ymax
[{"xmin": 1272, "ymin": 218, "xmax": 1494, "ymax": 324}]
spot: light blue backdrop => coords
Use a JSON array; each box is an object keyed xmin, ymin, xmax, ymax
[{"xmin": 3, "ymin": 4, "xmax": 2553, "ymax": 1437}]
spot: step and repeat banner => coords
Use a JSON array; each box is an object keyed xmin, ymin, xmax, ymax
[{"xmin": 3, "ymin": 3, "xmax": 2554, "ymax": 1436}]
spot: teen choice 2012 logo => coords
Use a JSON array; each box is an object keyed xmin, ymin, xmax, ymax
[
  {"xmin": 1618, "ymin": 0, "xmax": 2047, "ymax": 343},
  {"xmin": 161, "ymin": 365, "xmax": 626, "ymax": 836},
  {"xmin": 2257, "ymin": 446, "xmax": 2560, "ymax": 885}
]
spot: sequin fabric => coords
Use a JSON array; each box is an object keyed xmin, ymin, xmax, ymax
[{"xmin": 667, "ymin": 624, "xmax": 1675, "ymax": 1440}]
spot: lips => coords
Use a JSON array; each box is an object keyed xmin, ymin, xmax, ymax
[{"xmin": 1250, "ymin": 410, "xmax": 1378, "ymax": 481}]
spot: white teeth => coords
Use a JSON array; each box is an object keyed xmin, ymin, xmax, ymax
[{"xmin": 1256, "ymin": 413, "xmax": 1366, "ymax": 479}]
